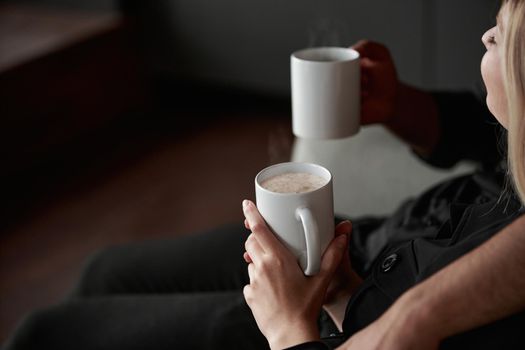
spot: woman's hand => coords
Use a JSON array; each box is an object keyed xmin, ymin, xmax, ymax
[
  {"xmin": 242, "ymin": 200, "xmax": 348, "ymax": 350},
  {"xmin": 352, "ymin": 40, "xmax": 400, "ymax": 125}
]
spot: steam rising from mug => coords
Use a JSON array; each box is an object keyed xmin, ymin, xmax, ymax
[{"xmin": 291, "ymin": 47, "xmax": 360, "ymax": 139}]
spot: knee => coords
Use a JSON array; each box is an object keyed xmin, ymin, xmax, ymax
[{"xmin": 71, "ymin": 245, "xmax": 130, "ymax": 297}]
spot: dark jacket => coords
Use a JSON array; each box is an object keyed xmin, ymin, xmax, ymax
[{"xmin": 289, "ymin": 92, "xmax": 525, "ymax": 350}]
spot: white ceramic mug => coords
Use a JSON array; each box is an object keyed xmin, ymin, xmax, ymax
[
  {"xmin": 255, "ymin": 162, "xmax": 334, "ymax": 276},
  {"xmin": 291, "ymin": 47, "xmax": 360, "ymax": 139}
]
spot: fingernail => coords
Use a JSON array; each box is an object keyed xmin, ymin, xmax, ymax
[
  {"xmin": 242, "ymin": 200, "xmax": 249, "ymax": 208},
  {"xmin": 342, "ymin": 220, "xmax": 352, "ymax": 230},
  {"xmin": 337, "ymin": 234, "xmax": 347, "ymax": 247}
]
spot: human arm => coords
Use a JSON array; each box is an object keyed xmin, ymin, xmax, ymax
[
  {"xmin": 352, "ymin": 40, "xmax": 441, "ymax": 156},
  {"xmin": 241, "ymin": 199, "xmax": 351, "ymax": 349},
  {"xmin": 353, "ymin": 40, "xmax": 501, "ymax": 168},
  {"xmin": 337, "ymin": 213, "xmax": 525, "ymax": 349}
]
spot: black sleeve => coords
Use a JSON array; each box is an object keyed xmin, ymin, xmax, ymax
[
  {"xmin": 418, "ymin": 91, "xmax": 504, "ymax": 170},
  {"xmin": 284, "ymin": 341, "xmax": 331, "ymax": 350}
]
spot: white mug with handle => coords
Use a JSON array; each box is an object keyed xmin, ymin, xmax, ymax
[{"xmin": 255, "ymin": 162, "xmax": 334, "ymax": 276}]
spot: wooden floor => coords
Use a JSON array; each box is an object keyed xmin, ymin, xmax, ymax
[{"xmin": 0, "ymin": 112, "xmax": 292, "ymax": 343}]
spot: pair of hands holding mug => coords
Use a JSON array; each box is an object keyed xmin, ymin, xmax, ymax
[
  {"xmin": 242, "ymin": 200, "xmax": 440, "ymax": 350},
  {"xmin": 241, "ymin": 41, "xmax": 419, "ymax": 349}
]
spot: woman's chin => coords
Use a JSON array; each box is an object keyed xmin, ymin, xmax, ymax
[{"xmin": 486, "ymin": 99, "xmax": 508, "ymax": 129}]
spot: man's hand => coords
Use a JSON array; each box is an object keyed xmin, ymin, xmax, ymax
[
  {"xmin": 352, "ymin": 40, "xmax": 400, "ymax": 125},
  {"xmin": 352, "ymin": 40, "xmax": 440, "ymax": 155}
]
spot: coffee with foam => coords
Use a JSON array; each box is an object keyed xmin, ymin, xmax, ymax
[{"xmin": 260, "ymin": 172, "xmax": 327, "ymax": 194}]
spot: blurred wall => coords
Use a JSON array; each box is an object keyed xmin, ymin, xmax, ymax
[
  {"xmin": 8, "ymin": 0, "xmax": 115, "ymax": 11},
  {"xmin": 122, "ymin": 0, "xmax": 499, "ymax": 95},
  {"xmin": 12, "ymin": 0, "xmax": 500, "ymax": 94},
  {"xmin": 432, "ymin": 0, "xmax": 499, "ymax": 90}
]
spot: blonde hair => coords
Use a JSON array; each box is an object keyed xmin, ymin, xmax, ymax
[{"xmin": 503, "ymin": 0, "xmax": 525, "ymax": 204}]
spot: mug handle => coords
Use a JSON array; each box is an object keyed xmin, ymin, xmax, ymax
[{"xmin": 296, "ymin": 207, "xmax": 320, "ymax": 276}]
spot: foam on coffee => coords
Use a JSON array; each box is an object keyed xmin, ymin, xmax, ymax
[{"xmin": 260, "ymin": 172, "xmax": 327, "ymax": 194}]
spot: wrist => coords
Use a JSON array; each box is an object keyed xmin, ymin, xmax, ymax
[
  {"xmin": 323, "ymin": 271, "xmax": 362, "ymax": 331},
  {"xmin": 392, "ymin": 288, "xmax": 446, "ymax": 341},
  {"xmin": 385, "ymin": 82, "xmax": 420, "ymax": 130},
  {"xmin": 383, "ymin": 83, "xmax": 440, "ymax": 155},
  {"xmin": 382, "ymin": 81, "xmax": 406, "ymax": 126},
  {"xmin": 268, "ymin": 321, "xmax": 320, "ymax": 350}
]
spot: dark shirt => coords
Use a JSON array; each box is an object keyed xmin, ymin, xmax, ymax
[{"xmin": 287, "ymin": 92, "xmax": 524, "ymax": 350}]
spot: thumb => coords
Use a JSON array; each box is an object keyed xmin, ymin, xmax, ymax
[
  {"xmin": 335, "ymin": 220, "xmax": 352, "ymax": 239},
  {"xmin": 318, "ymin": 233, "xmax": 348, "ymax": 280}
]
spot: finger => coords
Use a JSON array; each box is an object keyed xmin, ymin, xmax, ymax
[
  {"xmin": 318, "ymin": 234, "xmax": 348, "ymax": 282},
  {"xmin": 247, "ymin": 262, "xmax": 256, "ymax": 283},
  {"xmin": 350, "ymin": 39, "xmax": 370, "ymax": 54},
  {"xmin": 243, "ymin": 251, "xmax": 252, "ymax": 263},
  {"xmin": 360, "ymin": 57, "xmax": 377, "ymax": 69},
  {"xmin": 335, "ymin": 220, "xmax": 352, "ymax": 237},
  {"xmin": 245, "ymin": 233, "xmax": 265, "ymax": 264},
  {"xmin": 244, "ymin": 219, "xmax": 250, "ymax": 230},
  {"xmin": 242, "ymin": 200, "xmax": 284, "ymax": 253},
  {"xmin": 351, "ymin": 40, "xmax": 390, "ymax": 61},
  {"xmin": 361, "ymin": 70, "xmax": 370, "ymax": 86},
  {"xmin": 243, "ymin": 284, "xmax": 253, "ymax": 305},
  {"xmin": 361, "ymin": 101, "xmax": 390, "ymax": 125}
]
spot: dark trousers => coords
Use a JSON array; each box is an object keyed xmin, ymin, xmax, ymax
[{"xmin": 3, "ymin": 224, "xmax": 269, "ymax": 350}]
